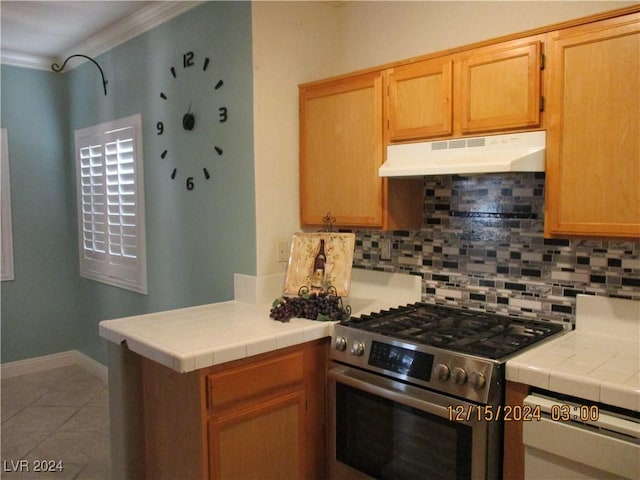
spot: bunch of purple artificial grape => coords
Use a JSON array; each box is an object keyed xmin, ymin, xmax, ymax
[{"xmin": 270, "ymin": 291, "xmax": 350, "ymax": 323}]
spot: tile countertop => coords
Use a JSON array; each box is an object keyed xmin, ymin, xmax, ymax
[
  {"xmin": 99, "ymin": 269, "xmax": 422, "ymax": 373},
  {"xmin": 507, "ymin": 295, "xmax": 640, "ymax": 412}
]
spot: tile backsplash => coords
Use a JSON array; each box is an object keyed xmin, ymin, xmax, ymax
[{"xmin": 348, "ymin": 173, "xmax": 640, "ymax": 325}]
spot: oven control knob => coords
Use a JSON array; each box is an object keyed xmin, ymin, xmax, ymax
[
  {"xmin": 470, "ymin": 371, "xmax": 486, "ymax": 390},
  {"xmin": 452, "ymin": 367, "xmax": 468, "ymax": 385},
  {"xmin": 434, "ymin": 363, "xmax": 450, "ymax": 381},
  {"xmin": 334, "ymin": 336, "xmax": 347, "ymax": 352},
  {"xmin": 350, "ymin": 340, "xmax": 365, "ymax": 356}
]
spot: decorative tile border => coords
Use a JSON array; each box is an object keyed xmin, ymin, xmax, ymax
[{"xmin": 346, "ymin": 173, "xmax": 640, "ymax": 325}]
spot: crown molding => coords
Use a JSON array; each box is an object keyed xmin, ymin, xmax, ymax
[
  {"xmin": 59, "ymin": 1, "xmax": 202, "ymax": 67},
  {"xmin": 1, "ymin": 1, "xmax": 203, "ymax": 71},
  {"xmin": 0, "ymin": 51, "xmax": 57, "ymax": 71}
]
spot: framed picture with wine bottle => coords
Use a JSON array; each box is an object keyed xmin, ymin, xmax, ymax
[{"xmin": 283, "ymin": 232, "xmax": 355, "ymax": 297}]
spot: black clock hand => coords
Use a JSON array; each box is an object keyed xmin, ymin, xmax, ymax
[{"xmin": 183, "ymin": 102, "xmax": 195, "ymax": 131}]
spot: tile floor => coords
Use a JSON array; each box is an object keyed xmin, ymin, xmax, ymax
[{"xmin": 1, "ymin": 365, "xmax": 111, "ymax": 479}]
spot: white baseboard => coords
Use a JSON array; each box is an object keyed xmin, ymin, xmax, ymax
[
  {"xmin": 74, "ymin": 350, "xmax": 109, "ymax": 383},
  {"xmin": 1, "ymin": 350, "xmax": 108, "ymax": 383}
]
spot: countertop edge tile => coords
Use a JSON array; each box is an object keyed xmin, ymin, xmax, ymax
[
  {"xmin": 246, "ymin": 335, "xmax": 278, "ymax": 357},
  {"xmin": 600, "ymin": 381, "xmax": 640, "ymax": 411},
  {"xmin": 548, "ymin": 370, "xmax": 601, "ymax": 403},
  {"xmin": 98, "ymin": 324, "xmax": 122, "ymax": 344},
  {"xmin": 276, "ymin": 330, "xmax": 307, "ymax": 350},
  {"xmin": 193, "ymin": 350, "xmax": 215, "ymax": 371},
  {"xmin": 517, "ymin": 365, "xmax": 551, "ymax": 390},
  {"xmin": 212, "ymin": 341, "xmax": 248, "ymax": 366},
  {"xmin": 303, "ymin": 323, "xmax": 332, "ymax": 342},
  {"xmin": 505, "ymin": 362, "xmax": 520, "ymax": 383}
]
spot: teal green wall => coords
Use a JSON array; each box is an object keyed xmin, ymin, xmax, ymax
[
  {"xmin": 1, "ymin": 2, "xmax": 255, "ymax": 364},
  {"xmin": 0, "ymin": 67, "xmax": 82, "ymax": 361}
]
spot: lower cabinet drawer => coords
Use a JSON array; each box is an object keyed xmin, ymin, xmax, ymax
[{"xmin": 207, "ymin": 351, "xmax": 304, "ymax": 410}]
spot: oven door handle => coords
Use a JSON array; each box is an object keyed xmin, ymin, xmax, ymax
[{"xmin": 329, "ymin": 365, "xmax": 476, "ymax": 421}]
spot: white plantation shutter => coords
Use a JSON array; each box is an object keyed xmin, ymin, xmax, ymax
[
  {"xmin": 105, "ymin": 130, "xmax": 138, "ymax": 261},
  {"xmin": 75, "ymin": 115, "xmax": 146, "ymax": 293},
  {"xmin": 80, "ymin": 143, "xmax": 107, "ymax": 260}
]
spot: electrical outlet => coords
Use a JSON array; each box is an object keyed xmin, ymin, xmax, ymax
[
  {"xmin": 380, "ymin": 238, "xmax": 392, "ymax": 261},
  {"xmin": 277, "ymin": 240, "xmax": 290, "ymax": 263}
]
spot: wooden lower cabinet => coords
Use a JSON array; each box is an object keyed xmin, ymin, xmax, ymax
[
  {"xmin": 209, "ymin": 389, "xmax": 306, "ymax": 479},
  {"xmin": 141, "ymin": 338, "xmax": 329, "ymax": 480}
]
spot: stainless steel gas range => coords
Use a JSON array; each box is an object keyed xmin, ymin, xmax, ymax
[{"xmin": 328, "ymin": 302, "xmax": 565, "ymax": 480}]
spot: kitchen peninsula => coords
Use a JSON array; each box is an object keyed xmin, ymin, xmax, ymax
[{"xmin": 100, "ymin": 270, "xmax": 421, "ymax": 479}]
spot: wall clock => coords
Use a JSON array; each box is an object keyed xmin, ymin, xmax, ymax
[{"xmin": 157, "ymin": 50, "xmax": 228, "ymax": 190}]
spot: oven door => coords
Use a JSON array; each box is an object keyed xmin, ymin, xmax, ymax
[{"xmin": 328, "ymin": 364, "xmax": 500, "ymax": 480}]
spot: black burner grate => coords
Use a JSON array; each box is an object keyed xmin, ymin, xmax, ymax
[{"xmin": 343, "ymin": 303, "xmax": 564, "ymax": 359}]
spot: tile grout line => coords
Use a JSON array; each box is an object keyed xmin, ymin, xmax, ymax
[{"xmin": 1, "ymin": 365, "xmax": 112, "ymax": 479}]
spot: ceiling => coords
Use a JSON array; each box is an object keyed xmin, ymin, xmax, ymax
[{"xmin": 0, "ymin": 1, "xmax": 199, "ymax": 69}]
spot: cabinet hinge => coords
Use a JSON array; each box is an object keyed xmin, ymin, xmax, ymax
[
  {"xmin": 539, "ymin": 95, "xmax": 545, "ymax": 112},
  {"xmin": 540, "ymin": 53, "xmax": 545, "ymax": 70}
]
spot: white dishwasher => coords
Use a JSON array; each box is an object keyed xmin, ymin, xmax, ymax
[{"xmin": 523, "ymin": 393, "xmax": 640, "ymax": 480}]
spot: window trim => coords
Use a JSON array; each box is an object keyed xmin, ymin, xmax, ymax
[
  {"xmin": 75, "ymin": 114, "xmax": 147, "ymax": 294},
  {"xmin": 1, "ymin": 128, "xmax": 15, "ymax": 281}
]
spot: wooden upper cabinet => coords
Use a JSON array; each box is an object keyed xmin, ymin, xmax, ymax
[
  {"xmin": 387, "ymin": 59, "xmax": 453, "ymax": 142},
  {"xmin": 300, "ymin": 73, "xmax": 423, "ymax": 230},
  {"xmin": 545, "ymin": 13, "xmax": 640, "ymax": 237},
  {"xmin": 300, "ymin": 73, "xmax": 384, "ymax": 227},
  {"xmin": 459, "ymin": 40, "xmax": 543, "ymax": 134},
  {"xmin": 385, "ymin": 39, "xmax": 543, "ymax": 142},
  {"xmin": 299, "ymin": 7, "xmax": 637, "ymax": 233}
]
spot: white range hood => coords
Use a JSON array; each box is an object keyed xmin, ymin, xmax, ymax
[{"xmin": 380, "ymin": 130, "xmax": 546, "ymax": 177}]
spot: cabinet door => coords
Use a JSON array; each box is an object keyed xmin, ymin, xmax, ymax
[
  {"xmin": 300, "ymin": 73, "xmax": 384, "ymax": 227},
  {"xmin": 387, "ymin": 59, "xmax": 453, "ymax": 141},
  {"xmin": 208, "ymin": 389, "xmax": 306, "ymax": 480},
  {"xmin": 545, "ymin": 14, "xmax": 640, "ymax": 237},
  {"xmin": 460, "ymin": 41, "xmax": 542, "ymax": 133}
]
